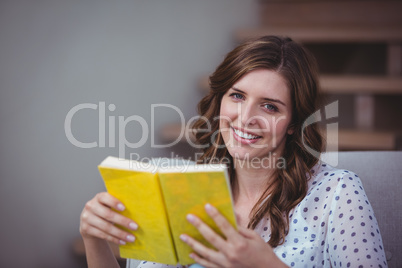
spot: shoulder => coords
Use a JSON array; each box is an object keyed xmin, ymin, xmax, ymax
[
  {"xmin": 308, "ymin": 162, "xmax": 363, "ymax": 193},
  {"xmin": 304, "ymin": 162, "xmax": 375, "ymax": 220},
  {"xmin": 289, "ymin": 163, "xmax": 364, "ymax": 225},
  {"xmin": 302, "ymin": 162, "xmax": 370, "ymax": 213}
]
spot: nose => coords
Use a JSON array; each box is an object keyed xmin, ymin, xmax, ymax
[{"xmin": 239, "ymin": 102, "xmax": 257, "ymax": 127}]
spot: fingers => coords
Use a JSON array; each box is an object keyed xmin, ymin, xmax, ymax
[
  {"xmin": 181, "ymin": 205, "xmax": 266, "ymax": 268},
  {"xmin": 96, "ymin": 192, "xmax": 125, "ymax": 211},
  {"xmin": 204, "ymin": 204, "xmax": 238, "ymax": 239},
  {"xmin": 90, "ymin": 197, "xmax": 137, "ymax": 229},
  {"xmin": 185, "ymin": 213, "xmax": 227, "ymax": 251},
  {"xmin": 80, "ymin": 192, "xmax": 138, "ymax": 245},
  {"xmin": 180, "ymin": 234, "xmax": 225, "ymax": 268},
  {"xmin": 91, "ymin": 192, "xmax": 138, "ymax": 229},
  {"xmin": 81, "ymin": 213, "xmax": 136, "ymax": 245}
]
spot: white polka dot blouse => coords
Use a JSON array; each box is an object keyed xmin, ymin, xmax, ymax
[{"xmin": 128, "ymin": 162, "xmax": 388, "ymax": 268}]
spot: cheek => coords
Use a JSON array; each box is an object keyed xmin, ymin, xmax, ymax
[
  {"xmin": 219, "ymin": 99, "xmax": 235, "ymax": 123},
  {"xmin": 219, "ymin": 101, "xmax": 230, "ymax": 134},
  {"xmin": 269, "ymin": 116, "xmax": 292, "ymax": 135}
]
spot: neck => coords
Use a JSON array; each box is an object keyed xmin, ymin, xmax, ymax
[{"xmin": 232, "ymin": 157, "xmax": 276, "ymax": 204}]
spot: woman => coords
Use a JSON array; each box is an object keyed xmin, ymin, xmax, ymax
[{"xmin": 80, "ymin": 36, "xmax": 387, "ymax": 268}]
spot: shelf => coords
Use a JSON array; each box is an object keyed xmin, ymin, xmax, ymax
[
  {"xmin": 160, "ymin": 123, "xmax": 397, "ymax": 151},
  {"xmin": 258, "ymin": 1, "xmax": 402, "ymax": 30},
  {"xmin": 199, "ymin": 75, "xmax": 402, "ymax": 95},
  {"xmin": 235, "ymin": 26, "xmax": 402, "ymax": 43},
  {"xmin": 327, "ymin": 129, "xmax": 397, "ymax": 151},
  {"xmin": 193, "ymin": 0, "xmax": 402, "ymax": 151},
  {"xmin": 320, "ymin": 75, "xmax": 402, "ymax": 94}
]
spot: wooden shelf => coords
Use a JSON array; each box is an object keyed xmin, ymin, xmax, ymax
[
  {"xmin": 258, "ymin": 1, "xmax": 402, "ymax": 30},
  {"xmin": 194, "ymin": 0, "xmax": 402, "ymax": 151},
  {"xmin": 199, "ymin": 75, "xmax": 402, "ymax": 95},
  {"xmin": 160, "ymin": 123, "xmax": 397, "ymax": 151},
  {"xmin": 235, "ymin": 26, "xmax": 402, "ymax": 43},
  {"xmin": 321, "ymin": 75, "xmax": 402, "ymax": 94},
  {"xmin": 327, "ymin": 129, "xmax": 397, "ymax": 151}
]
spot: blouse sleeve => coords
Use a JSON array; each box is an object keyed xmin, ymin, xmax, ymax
[{"xmin": 326, "ymin": 171, "xmax": 388, "ymax": 267}]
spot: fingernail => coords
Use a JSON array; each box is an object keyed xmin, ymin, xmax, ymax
[
  {"xmin": 129, "ymin": 222, "xmax": 138, "ymax": 230},
  {"xmin": 179, "ymin": 234, "xmax": 187, "ymax": 242},
  {"xmin": 186, "ymin": 214, "xmax": 196, "ymax": 223},
  {"xmin": 117, "ymin": 203, "xmax": 125, "ymax": 211},
  {"xmin": 126, "ymin": 235, "xmax": 135, "ymax": 242},
  {"xmin": 205, "ymin": 203, "xmax": 213, "ymax": 212},
  {"xmin": 119, "ymin": 240, "xmax": 126, "ymax": 245}
]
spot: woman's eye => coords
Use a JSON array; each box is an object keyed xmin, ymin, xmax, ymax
[
  {"xmin": 264, "ymin": 103, "xmax": 278, "ymax": 112},
  {"xmin": 229, "ymin": 93, "xmax": 244, "ymax": 100}
]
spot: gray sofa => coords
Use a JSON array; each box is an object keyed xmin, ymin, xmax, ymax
[{"xmin": 331, "ymin": 151, "xmax": 401, "ymax": 268}]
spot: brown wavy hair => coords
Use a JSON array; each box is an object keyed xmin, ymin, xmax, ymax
[{"xmin": 192, "ymin": 36, "xmax": 324, "ymax": 247}]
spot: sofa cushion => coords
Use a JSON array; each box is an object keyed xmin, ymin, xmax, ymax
[{"xmin": 323, "ymin": 151, "xmax": 402, "ymax": 268}]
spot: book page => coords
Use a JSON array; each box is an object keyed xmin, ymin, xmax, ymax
[
  {"xmin": 158, "ymin": 168, "xmax": 237, "ymax": 265},
  {"xmin": 99, "ymin": 165, "xmax": 177, "ymax": 264}
]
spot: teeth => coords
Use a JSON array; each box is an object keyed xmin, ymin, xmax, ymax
[{"xmin": 233, "ymin": 128, "xmax": 260, "ymax": 140}]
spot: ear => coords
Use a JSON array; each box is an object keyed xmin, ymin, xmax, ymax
[{"xmin": 287, "ymin": 125, "xmax": 295, "ymax": 135}]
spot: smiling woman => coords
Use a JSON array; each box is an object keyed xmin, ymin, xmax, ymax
[
  {"xmin": 193, "ymin": 36, "xmax": 324, "ymax": 248},
  {"xmin": 184, "ymin": 36, "xmax": 386, "ymax": 267},
  {"xmin": 80, "ymin": 36, "xmax": 388, "ymax": 268}
]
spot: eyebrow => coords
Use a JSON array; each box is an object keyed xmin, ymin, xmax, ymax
[{"xmin": 231, "ymin": 87, "xmax": 286, "ymax": 107}]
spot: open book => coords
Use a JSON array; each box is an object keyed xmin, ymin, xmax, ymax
[{"xmin": 98, "ymin": 156, "xmax": 237, "ymax": 265}]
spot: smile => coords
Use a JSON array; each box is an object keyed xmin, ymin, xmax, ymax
[{"xmin": 232, "ymin": 127, "xmax": 262, "ymax": 140}]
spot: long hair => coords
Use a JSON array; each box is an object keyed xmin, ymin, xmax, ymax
[{"xmin": 192, "ymin": 36, "xmax": 323, "ymax": 247}]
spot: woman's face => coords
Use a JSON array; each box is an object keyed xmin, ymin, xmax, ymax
[{"xmin": 219, "ymin": 69, "xmax": 293, "ymax": 162}]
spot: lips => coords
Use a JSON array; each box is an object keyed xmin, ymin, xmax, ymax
[{"xmin": 231, "ymin": 127, "xmax": 262, "ymax": 143}]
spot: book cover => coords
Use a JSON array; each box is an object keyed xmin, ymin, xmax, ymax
[{"xmin": 98, "ymin": 156, "xmax": 237, "ymax": 265}]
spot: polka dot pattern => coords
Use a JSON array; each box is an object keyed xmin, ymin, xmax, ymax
[
  {"xmin": 132, "ymin": 260, "xmax": 183, "ymax": 268},
  {"xmin": 264, "ymin": 163, "xmax": 388, "ymax": 268},
  {"xmin": 128, "ymin": 163, "xmax": 388, "ymax": 268}
]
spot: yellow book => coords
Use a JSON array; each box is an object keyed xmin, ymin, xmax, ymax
[{"xmin": 98, "ymin": 156, "xmax": 237, "ymax": 265}]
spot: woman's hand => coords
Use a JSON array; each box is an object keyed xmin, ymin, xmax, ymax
[
  {"xmin": 180, "ymin": 204, "xmax": 288, "ymax": 268},
  {"xmin": 80, "ymin": 192, "xmax": 138, "ymax": 245}
]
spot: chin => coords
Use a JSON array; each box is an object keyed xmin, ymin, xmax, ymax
[{"xmin": 227, "ymin": 148, "xmax": 262, "ymax": 161}]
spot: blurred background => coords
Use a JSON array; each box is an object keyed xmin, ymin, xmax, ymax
[{"xmin": 0, "ymin": 0, "xmax": 401, "ymax": 267}]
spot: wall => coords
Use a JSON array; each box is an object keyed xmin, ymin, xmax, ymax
[{"xmin": 0, "ymin": 1, "xmax": 258, "ymax": 267}]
